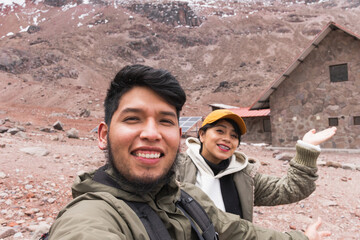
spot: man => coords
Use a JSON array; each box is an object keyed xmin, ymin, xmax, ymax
[{"xmin": 48, "ymin": 64, "xmax": 330, "ymax": 239}]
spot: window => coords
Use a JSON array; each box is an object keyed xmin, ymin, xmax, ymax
[
  {"xmin": 263, "ymin": 119, "xmax": 271, "ymax": 132},
  {"xmin": 329, "ymin": 64, "xmax": 348, "ymax": 82},
  {"xmin": 354, "ymin": 116, "xmax": 360, "ymax": 125},
  {"xmin": 328, "ymin": 117, "xmax": 338, "ymax": 126}
]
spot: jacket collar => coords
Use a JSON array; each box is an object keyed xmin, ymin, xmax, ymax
[{"xmin": 72, "ymin": 164, "xmax": 181, "ymax": 205}]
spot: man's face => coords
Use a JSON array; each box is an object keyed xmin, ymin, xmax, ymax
[{"xmin": 98, "ymin": 86, "xmax": 181, "ymax": 185}]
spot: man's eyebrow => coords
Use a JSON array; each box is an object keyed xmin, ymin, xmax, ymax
[
  {"xmin": 160, "ymin": 111, "xmax": 177, "ymax": 118},
  {"xmin": 121, "ymin": 108, "xmax": 141, "ymax": 113},
  {"xmin": 121, "ymin": 108, "xmax": 176, "ymax": 118}
]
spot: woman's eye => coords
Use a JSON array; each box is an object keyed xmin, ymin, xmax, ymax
[
  {"xmin": 231, "ymin": 135, "xmax": 238, "ymax": 139},
  {"xmin": 216, "ymin": 129, "xmax": 223, "ymax": 133}
]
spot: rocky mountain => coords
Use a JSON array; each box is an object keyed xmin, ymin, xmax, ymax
[{"xmin": 1, "ymin": 0, "xmax": 360, "ymax": 117}]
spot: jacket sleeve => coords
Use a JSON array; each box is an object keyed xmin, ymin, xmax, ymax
[
  {"xmin": 253, "ymin": 142, "xmax": 319, "ymax": 206},
  {"xmin": 181, "ymin": 183, "xmax": 309, "ymax": 240},
  {"xmin": 48, "ymin": 197, "xmax": 141, "ymax": 240}
]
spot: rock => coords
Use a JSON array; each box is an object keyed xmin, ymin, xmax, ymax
[
  {"xmin": 7, "ymin": 127, "xmax": 20, "ymax": 135},
  {"xmin": 340, "ymin": 177, "xmax": 348, "ymax": 182},
  {"xmin": 0, "ymin": 126, "xmax": 8, "ymax": 133},
  {"xmin": 0, "ymin": 172, "xmax": 7, "ymax": 179},
  {"xmin": 50, "ymin": 135, "xmax": 60, "ymax": 141},
  {"xmin": 79, "ymin": 108, "xmax": 90, "ymax": 118},
  {"xmin": 52, "ymin": 121, "xmax": 64, "ymax": 131},
  {"xmin": 13, "ymin": 232, "xmax": 23, "ymax": 238},
  {"xmin": 342, "ymin": 163, "xmax": 356, "ymax": 170},
  {"xmin": 325, "ymin": 161, "xmax": 341, "ymax": 168},
  {"xmin": 354, "ymin": 209, "xmax": 360, "ymax": 218},
  {"xmin": 66, "ymin": 128, "xmax": 79, "ymax": 139},
  {"xmin": 275, "ymin": 153, "xmax": 293, "ymax": 161},
  {"xmin": 16, "ymin": 125, "xmax": 25, "ymax": 132},
  {"xmin": 260, "ymin": 161, "xmax": 269, "ymax": 166},
  {"xmin": 272, "ymin": 150, "xmax": 281, "ymax": 157},
  {"xmin": 27, "ymin": 222, "xmax": 50, "ymax": 239},
  {"xmin": 20, "ymin": 147, "xmax": 50, "ymax": 157},
  {"xmin": 44, "ymin": 0, "xmax": 68, "ymax": 7},
  {"xmin": 27, "ymin": 25, "xmax": 41, "ymax": 34},
  {"xmin": 289, "ymin": 225, "xmax": 297, "ymax": 230},
  {"xmin": 15, "ymin": 131, "xmax": 28, "ymax": 139},
  {"xmin": 39, "ymin": 127, "xmax": 53, "ymax": 133},
  {"xmin": 0, "ymin": 227, "xmax": 16, "ymax": 238},
  {"xmin": 0, "ymin": 192, "xmax": 9, "ymax": 198},
  {"xmin": 317, "ymin": 160, "xmax": 326, "ymax": 166},
  {"xmin": 321, "ymin": 199, "xmax": 338, "ymax": 207}
]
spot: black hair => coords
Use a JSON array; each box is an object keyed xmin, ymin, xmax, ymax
[
  {"xmin": 198, "ymin": 118, "xmax": 242, "ymax": 153},
  {"xmin": 104, "ymin": 64, "xmax": 186, "ymax": 126}
]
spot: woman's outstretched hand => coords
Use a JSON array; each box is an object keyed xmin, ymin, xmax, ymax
[
  {"xmin": 302, "ymin": 127, "xmax": 337, "ymax": 146},
  {"xmin": 304, "ymin": 217, "xmax": 331, "ymax": 240}
]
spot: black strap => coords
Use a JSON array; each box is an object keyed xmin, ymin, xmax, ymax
[
  {"xmin": 177, "ymin": 191, "xmax": 218, "ymax": 240},
  {"xmin": 124, "ymin": 201, "xmax": 172, "ymax": 240},
  {"xmin": 93, "ymin": 165, "xmax": 218, "ymax": 240},
  {"xmin": 93, "ymin": 165, "xmax": 171, "ymax": 240}
]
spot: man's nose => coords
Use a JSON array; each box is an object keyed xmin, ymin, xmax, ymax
[{"xmin": 140, "ymin": 120, "xmax": 161, "ymax": 141}]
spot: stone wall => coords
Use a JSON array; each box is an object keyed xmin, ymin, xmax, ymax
[
  {"xmin": 242, "ymin": 117, "xmax": 272, "ymax": 144},
  {"xmin": 270, "ymin": 29, "xmax": 360, "ymax": 149}
]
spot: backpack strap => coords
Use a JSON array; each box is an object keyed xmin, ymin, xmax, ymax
[
  {"xmin": 93, "ymin": 165, "xmax": 172, "ymax": 240},
  {"xmin": 177, "ymin": 190, "xmax": 219, "ymax": 240},
  {"xmin": 124, "ymin": 201, "xmax": 172, "ymax": 240},
  {"xmin": 93, "ymin": 165, "xmax": 218, "ymax": 240}
]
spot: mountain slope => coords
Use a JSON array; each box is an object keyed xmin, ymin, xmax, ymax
[{"xmin": 1, "ymin": 0, "xmax": 360, "ymax": 116}]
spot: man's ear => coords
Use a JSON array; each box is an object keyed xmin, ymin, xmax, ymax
[{"xmin": 98, "ymin": 122, "xmax": 108, "ymax": 150}]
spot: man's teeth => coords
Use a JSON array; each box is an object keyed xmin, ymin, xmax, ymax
[
  {"xmin": 219, "ymin": 145, "xmax": 230, "ymax": 150},
  {"xmin": 136, "ymin": 152, "xmax": 161, "ymax": 158}
]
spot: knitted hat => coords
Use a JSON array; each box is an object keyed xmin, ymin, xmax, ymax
[{"xmin": 202, "ymin": 109, "xmax": 246, "ymax": 135}]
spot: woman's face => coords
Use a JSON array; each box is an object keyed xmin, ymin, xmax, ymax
[{"xmin": 199, "ymin": 119, "xmax": 239, "ymax": 164}]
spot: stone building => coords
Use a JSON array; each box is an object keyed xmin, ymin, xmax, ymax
[
  {"xmin": 228, "ymin": 108, "xmax": 271, "ymax": 144},
  {"xmin": 249, "ymin": 22, "xmax": 360, "ymax": 149},
  {"xmin": 208, "ymin": 104, "xmax": 271, "ymax": 144}
]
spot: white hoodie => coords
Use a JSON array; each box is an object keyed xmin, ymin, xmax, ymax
[{"xmin": 185, "ymin": 137, "xmax": 248, "ymax": 211}]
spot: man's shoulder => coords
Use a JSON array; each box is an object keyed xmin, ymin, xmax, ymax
[{"xmin": 178, "ymin": 182, "xmax": 216, "ymax": 207}]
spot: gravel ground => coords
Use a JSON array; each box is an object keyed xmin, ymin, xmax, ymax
[{"xmin": 0, "ymin": 106, "xmax": 359, "ymax": 240}]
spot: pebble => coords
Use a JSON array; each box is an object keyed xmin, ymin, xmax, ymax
[{"xmin": 0, "ymin": 227, "xmax": 15, "ymax": 238}]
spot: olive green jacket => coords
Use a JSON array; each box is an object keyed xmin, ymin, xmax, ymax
[
  {"xmin": 48, "ymin": 166, "xmax": 308, "ymax": 239},
  {"xmin": 176, "ymin": 138, "xmax": 320, "ymax": 222}
]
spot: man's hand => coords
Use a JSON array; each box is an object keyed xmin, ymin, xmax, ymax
[
  {"xmin": 304, "ymin": 217, "xmax": 331, "ymax": 240},
  {"xmin": 302, "ymin": 127, "xmax": 337, "ymax": 146}
]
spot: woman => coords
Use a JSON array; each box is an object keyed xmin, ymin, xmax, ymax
[{"xmin": 176, "ymin": 109, "xmax": 336, "ymax": 222}]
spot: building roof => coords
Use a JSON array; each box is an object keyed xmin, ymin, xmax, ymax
[
  {"xmin": 250, "ymin": 21, "xmax": 360, "ymax": 110},
  {"xmin": 229, "ymin": 107, "xmax": 270, "ymax": 118},
  {"xmin": 209, "ymin": 103, "xmax": 239, "ymax": 109}
]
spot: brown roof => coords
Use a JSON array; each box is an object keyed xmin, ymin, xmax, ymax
[
  {"xmin": 250, "ymin": 21, "xmax": 360, "ymax": 110},
  {"xmin": 229, "ymin": 107, "xmax": 270, "ymax": 117}
]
